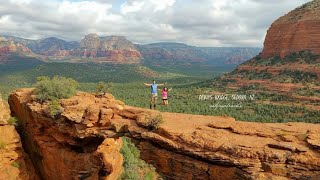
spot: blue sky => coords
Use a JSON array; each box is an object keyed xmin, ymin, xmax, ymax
[
  {"xmin": 0, "ymin": 0, "xmax": 311, "ymax": 47},
  {"xmin": 112, "ymin": 0, "xmax": 126, "ymax": 11}
]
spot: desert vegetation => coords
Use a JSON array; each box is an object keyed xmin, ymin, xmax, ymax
[
  {"xmin": 34, "ymin": 76, "xmax": 78, "ymax": 102},
  {"xmin": 48, "ymin": 100, "xmax": 63, "ymax": 118},
  {"xmin": 137, "ymin": 113, "xmax": 164, "ymax": 131},
  {"xmin": 120, "ymin": 137, "xmax": 158, "ymax": 180},
  {"xmin": 96, "ymin": 81, "xmax": 113, "ymax": 96},
  {"xmin": 33, "ymin": 76, "xmax": 78, "ymax": 118},
  {"xmin": 246, "ymin": 50, "xmax": 319, "ymax": 66},
  {"xmin": 7, "ymin": 117, "xmax": 18, "ymax": 125},
  {"xmin": 0, "ymin": 56, "xmax": 318, "ymax": 123}
]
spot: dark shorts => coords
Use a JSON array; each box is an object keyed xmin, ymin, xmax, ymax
[{"xmin": 162, "ymin": 98, "xmax": 168, "ymax": 100}]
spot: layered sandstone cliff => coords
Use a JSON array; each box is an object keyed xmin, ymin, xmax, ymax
[
  {"xmin": 8, "ymin": 88, "xmax": 320, "ymax": 180},
  {"xmin": 0, "ymin": 95, "xmax": 38, "ymax": 179},
  {"xmin": 72, "ymin": 34, "xmax": 141, "ymax": 63},
  {"xmin": 262, "ymin": 0, "xmax": 320, "ymax": 58}
]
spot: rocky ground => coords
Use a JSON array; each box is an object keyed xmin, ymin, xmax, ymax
[{"xmin": 7, "ymin": 88, "xmax": 320, "ymax": 180}]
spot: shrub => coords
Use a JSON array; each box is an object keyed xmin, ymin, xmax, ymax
[
  {"xmin": 281, "ymin": 50, "xmax": 319, "ymax": 64},
  {"xmin": 96, "ymin": 81, "xmax": 113, "ymax": 96},
  {"xmin": 11, "ymin": 162, "xmax": 20, "ymax": 168},
  {"xmin": 48, "ymin": 100, "xmax": 63, "ymax": 118},
  {"xmin": 120, "ymin": 137, "xmax": 157, "ymax": 180},
  {"xmin": 269, "ymin": 56, "xmax": 281, "ymax": 65},
  {"xmin": 144, "ymin": 172, "xmax": 154, "ymax": 180},
  {"xmin": 239, "ymin": 84, "xmax": 261, "ymax": 91},
  {"xmin": 34, "ymin": 76, "xmax": 78, "ymax": 102},
  {"xmin": 144, "ymin": 114, "xmax": 164, "ymax": 131},
  {"xmin": 7, "ymin": 117, "xmax": 18, "ymax": 125},
  {"xmin": 279, "ymin": 70, "xmax": 318, "ymax": 83}
]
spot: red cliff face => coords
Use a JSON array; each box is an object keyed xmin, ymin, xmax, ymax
[
  {"xmin": 262, "ymin": 0, "xmax": 320, "ymax": 58},
  {"xmin": 221, "ymin": 0, "xmax": 320, "ymax": 99},
  {"xmin": 8, "ymin": 89, "xmax": 123, "ymax": 180},
  {"xmin": 0, "ymin": 95, "xmax": 38, "ymax": 180},
  {"xmin": 74, "ymin": 34, "xmax": 142, "ymax": 63},
  {"xmin": 8, "ymin": 88, "xmax": 320, "ymax": 180}
]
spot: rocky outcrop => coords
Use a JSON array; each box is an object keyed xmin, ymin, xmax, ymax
[
  {"xmin": 71, "ymin": 34, "xmax": 141, "ymax": 63},
  {"xmin": 262, "ymin": 0, "xmax": 320, "ymax": 58},
  {"xmin": 0, "ymin": 95, "xmax": 38, "ymax": 179},
  {"xmin": 80, "ymin": 34, "xmax": 137, "ymax": 51},
  {"xmin": 8, "ymin": 89, "xmax": 123, "ymax": 180},
  {"xmin": 8, "ymin": 88, "xmax": 320, "ymax": 180},
  {"xmin": 0, "ymin": 38, "xmax": 32, "ymax": 56}
]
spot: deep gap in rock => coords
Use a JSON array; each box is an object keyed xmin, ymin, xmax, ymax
[{"xmin": 72, "ymin": 136, "xmax": 105, "ymax": 153}]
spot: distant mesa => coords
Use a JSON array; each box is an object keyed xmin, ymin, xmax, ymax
[{"xmin": 262, "ymin": 0, "xmax": 320, "ymax": 58}]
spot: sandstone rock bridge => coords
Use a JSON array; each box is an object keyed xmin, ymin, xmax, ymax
[{"xmin": 8, "ymin": 89, "xmax": 320, "ymax": 180}]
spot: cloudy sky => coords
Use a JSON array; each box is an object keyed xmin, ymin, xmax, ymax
[{"xmin": 0, "ymin": 0, "xmax": 311, "ymax": 47}]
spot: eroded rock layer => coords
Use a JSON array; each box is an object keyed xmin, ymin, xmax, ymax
[
  {"xmin": 8, "ymin": 89, "xmax": 123, "ymax": 180},
  {"xmin": 8, "ymin": 88, "xmax": 320, "ymax": 179}
]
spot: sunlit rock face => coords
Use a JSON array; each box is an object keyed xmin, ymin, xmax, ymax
[
  {"xmin": 0, "ymin": 94, "xmax": 38, "ymax": 180},
  {"xmin": 262, "ymin": 0, "xmax": 320, "ymax": 58}
]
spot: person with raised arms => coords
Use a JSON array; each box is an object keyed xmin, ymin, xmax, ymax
[{"xmin": 144, "ymin": 80, "xmax": 166, "ymax": 109}]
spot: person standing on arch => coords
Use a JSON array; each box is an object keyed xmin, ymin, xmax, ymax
[{"xmin": 144, "ymin": 80, "xmax": 166, "ymax": 109}]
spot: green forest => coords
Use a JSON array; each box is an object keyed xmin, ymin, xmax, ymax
[{"xmin": 1, "ymin": 56, "xmax": 319, "ymax": 123}]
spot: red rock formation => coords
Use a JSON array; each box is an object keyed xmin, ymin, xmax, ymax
[
  {"xmin": 262, "ymin": 0, "xmax": 320, "ymax": 58},
  {"xmin": 73, "ymin": 49, "xmax": 142, "ymax": 63},
  {"xmin": 8, "ymin": 88, "xmax": 320, "ymax": 180},
  {"xmin": 72, "ymin": 34, "xmax": 142, "ymax": 63},
  {"xmin": 0, "ymin": 95, "xmax": 38, "ymax": 179},
  {"xmin": 219, "ymin": 1, "xmax": 320, "ymax": 109},
  {"xmin": 8, "ymin": 89, "xmax": 123, "ymax": 180},
  {"xmin": 0, "ymin": 39, "xmax": 32, "ymax": 55}
]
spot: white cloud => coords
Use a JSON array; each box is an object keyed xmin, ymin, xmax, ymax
[
  {"xmin": 150, "ymin": 0, "xmax": 176, "ymax": 12},
  {"xmin": 121, "ymin": 1, "xmax": 145, "ymax": 14},
  {"xmin": 58, "ymin": 1, "xmax": 113, "ymax": 22},
  {"xmin": 0, "ymin": 0, "xmax": 311, "ymax": 47},
  {"xmin": 9, "ymin": 0, "xmax": 33, "ymax": 3}
]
